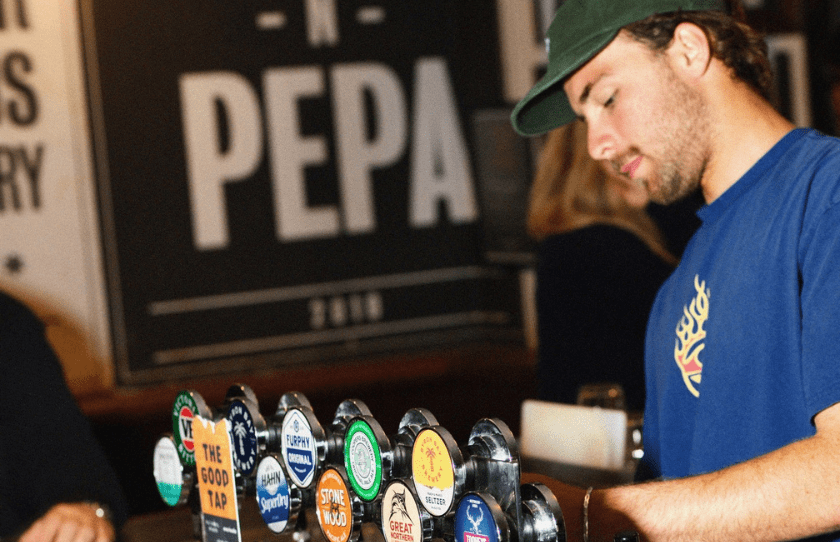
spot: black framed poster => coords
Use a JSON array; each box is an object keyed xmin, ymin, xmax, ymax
[{"xmin": 79, "ymin": 1, "xmax": 523, "ymax": 384}]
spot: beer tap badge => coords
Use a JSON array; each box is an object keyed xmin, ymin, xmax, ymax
[
  {"xmin": 193, "ymin": 416, "xmax": 241, "ymax": 542},
  {"xmin": 256, "ymin": 456, "xmax": 291, "ymax": 533},
  {"xmin": 227, "ymin": 400, "xmax": 258, "ymax": 476},
  {"xmin": 172, "ymin": 391, "xmax": 200, "ymax": 466},
  {"xmin": 412, "ymin": 429, "xmax": 455, "ymax": 516},
  {"xmin": 381, "ymin": 481, "xmax": 423, "ymax": 542},
  {"xmin": 316, "ymin": 468, "xmax": 353, "ymax": 542},
  {"xmin": 153, "ymin": 436, "xmax": 185, "ymax": 507},
  {"xmin": 282, "ymin": 409, "xmax": 318, "ymax": 487},
  {"xmin": 344, "ymin": 419, "xmax": 383, "ymax": 501},
  {"xmin": 454, "ymin": 496, "xmax": 498, "ymax": 542}
]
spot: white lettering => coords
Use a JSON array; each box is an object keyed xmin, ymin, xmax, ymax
[
  {"xmin": 263, "ymin": 67, "xmax": 339, "ymax": 241},
  {"xmin": 179, "ymin": 72, "xmax": 263, "ymax": 250},
  {"xmin": 494, "ymin": 0, "xmax": 547, "ymax": 102},
  {"xmin": 305, "ymin": 0, "xmax": 339, "ymax": 47},
  {"xmin": 332, "ymin": 63, "xmax": 407, "ymax": 234},
  {"xmin": 260, "ymin": 493, "xmax": 289, "ymax": 510},
  {"xmin": 288, "ymin": 452, "xmax": 312, "ymax": 466},
  {"xmin": 409, "ymin": 58, "xmax": 477, "ymax": 227},
  {"xmin": 179, "ymin": 58, "xmax": 476, "ymax": 248}
]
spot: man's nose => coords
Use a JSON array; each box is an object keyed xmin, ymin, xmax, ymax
[{"xmin": 587, "ymin": 121, "xmax": 616, "ymax": 162}]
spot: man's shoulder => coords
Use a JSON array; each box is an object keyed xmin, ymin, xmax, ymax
[
  {"xmin": 767, "ymin": 129, "xmax": 840, "ymax": 206},
  {"xmin": 790, "ymin": 129, "xmax": 840, "ymax": 164},
  {"xmin": 796, "ymin": 130, "xmax": 840, "ymax": 198}
]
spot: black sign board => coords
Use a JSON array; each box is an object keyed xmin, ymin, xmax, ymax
[{"xmin": 79, "ymin": 1, "xmax": 522, "ymax": 383}]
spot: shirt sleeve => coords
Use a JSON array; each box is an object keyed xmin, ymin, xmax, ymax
[{"xmin": 800, "ymin": 199, "xmax": 840, "ymax": 420}]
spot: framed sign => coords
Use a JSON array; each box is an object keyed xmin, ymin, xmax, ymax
[{"xmin": 79, "ymin": 1, "xmax": 521, "ymax": 383}]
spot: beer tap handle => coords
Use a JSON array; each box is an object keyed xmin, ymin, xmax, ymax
[
  {"xmin": 466, "ymin": 418, "xmax": 523, "ymax": 542},
  {"xmin": 225, "ymin": 383, "xmax": 258, "ymax": 406},
  {"xmin": 275, "ymin": 391, "xmax": 313, "ymax": 417},
  {"xmin": 391, "ymin": 408, "xmax": 439, "ymax": 478},
  {"xmin": 519, "ymin": 482, "xmax": 566, "ymax": 542}
]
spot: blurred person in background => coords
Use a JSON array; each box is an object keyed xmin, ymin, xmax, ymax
[{"xmin": 527, "ymin": 120, "xmax": 676, "ymax": 412}]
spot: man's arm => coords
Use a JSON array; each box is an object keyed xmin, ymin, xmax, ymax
[{"xmin": 528, "ymin": 402, "xmax": 840, "ymax": 542}]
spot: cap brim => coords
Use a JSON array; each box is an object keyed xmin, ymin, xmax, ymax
[{"xmin": 511, "ymin": 29, "xmax": 618, "ymax": 136}]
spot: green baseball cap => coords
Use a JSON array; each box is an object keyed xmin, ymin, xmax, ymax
[{"xmin": 510, "ymin": 0, "xmax": 727, "ymax": 136}]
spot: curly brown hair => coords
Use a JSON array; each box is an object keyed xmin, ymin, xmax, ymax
[{"xmin": 624, "ymin": 4, "xmax": 774, "ymax": 101}]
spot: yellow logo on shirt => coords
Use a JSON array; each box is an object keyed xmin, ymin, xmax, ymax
[{"xmin": 674, "ymin": 275, "xmax": 709, "ymax": 397}]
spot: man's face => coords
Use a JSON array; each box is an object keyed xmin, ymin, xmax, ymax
[{"xmin": 562, "ymin": 31, "xmax": 710, "ymax": 205}]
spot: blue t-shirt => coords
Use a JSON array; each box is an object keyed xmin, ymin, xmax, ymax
[{"xmin": 641, "ymin": 129, "xmax": 840, "ymax": 489}]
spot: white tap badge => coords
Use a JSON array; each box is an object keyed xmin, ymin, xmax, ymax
[
  {"xmin": 382, "ymin": 481, "xmax": 423, "ymax": 542},
  {"xmin": 282, "ymin": 409, "xmax": 318, "ymax": 488}
]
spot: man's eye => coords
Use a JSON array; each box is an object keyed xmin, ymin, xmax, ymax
[{"xmin": 604, "ymin": 94, "xmax": 616, "ymax": 107}]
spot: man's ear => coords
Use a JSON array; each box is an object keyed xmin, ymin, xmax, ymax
[{"xmin": 668, "ymin": 22, "xmax": 712, "ymax": 77}]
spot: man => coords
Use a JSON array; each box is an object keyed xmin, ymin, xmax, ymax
[{"xmin": 511, "ymin": 0, "xmax": 840, "ymax": 541}]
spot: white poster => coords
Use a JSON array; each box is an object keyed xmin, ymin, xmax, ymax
[{"xmin": 0, "ymin": 0, "xmax": 111, "ymax": 392}]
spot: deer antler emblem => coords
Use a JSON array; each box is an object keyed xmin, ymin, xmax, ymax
[
  {"xmin": 466, "ymin": 504, "xmax": 484, "ymax": 533},
  {"xmin": 674, "ymin": 275, "xmax": 709, "ymax": 398}
]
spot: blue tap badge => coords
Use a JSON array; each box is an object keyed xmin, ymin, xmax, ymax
[
  {"xmin": 282, "ymin": 409, "xmax": 317, "ymax": 487},
  {"xmin": 454, "ymin": 495, "xmax": 498, "ymax": 542},
  {"xmin": 227, "ymin": 399, "xmax": 258, "ymax": 476},
  {"xmin": 256, "ymin": 456, "xmax": 291, "ymax": 533}
]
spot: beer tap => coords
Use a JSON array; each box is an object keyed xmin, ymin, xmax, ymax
[
  {"xmin": 372, "ymin": 408, "xmax": 442, "ymax": 542},
  {"xmin": 311, "ymin": 398, "xmax": 375, "ymax": 542},
  {"xmin": 224, "ymin": 384, "xmax": 273, "ymax": 498},
  {"xmin": 391, "ymin": 408, "xmax": 438, "ymax": 479},
  {"xmin": 153, "ymin": 389, "xmax": 215, "ymax": 539},
  {"xmin": 453, "ymin": 418, "xmax": 566, "ymax": 542}
]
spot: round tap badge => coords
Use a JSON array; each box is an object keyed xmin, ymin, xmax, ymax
[
  {"xmin": 256, "ymin": 456, "xmax": 291, "ymax": 533},
  {"xmin": 382, "ymin": 481, "xmax": 423, "ymax": 542},
  {"xmin": 282, "ymin": 409, "xmax": 318, "ymax": 487},
  {"xmin": 454, "ymin": 495, "xmax": 500, "ymax": 542},
  {"xmin": 227, "ymin": 400, "xmax": 258, "ymax": 476},
  {"xmin": 172, "ymin": 391, "xmax": 202, "ymax": 466},
  {"xmin": 316, "ymin": 468, "xmax": 353, "ymax": 542},
  {"xmin": 153, "ymin": 436, "xmax": 186, "ymax": 507},
  {"xmin": 344, "ymin": 419, "xmax": 382, "ymax": 501},
  {"xmin": 412, "ymin": 429, "xmax": 455, "ymax": 516}
]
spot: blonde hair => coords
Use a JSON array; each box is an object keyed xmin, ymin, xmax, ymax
[{"xmin": 527, "ymin": 120, "xmax": 676, "ymax": 265}]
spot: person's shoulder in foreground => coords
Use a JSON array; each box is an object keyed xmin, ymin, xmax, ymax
[{"xmin": 0, "ymin": 290, "xmax": 128, "ymax": 542}]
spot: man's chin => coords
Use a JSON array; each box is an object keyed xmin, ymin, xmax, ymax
[{"xmin": 647, "ymin": 179, "xmax": 699, "ymax": 206}]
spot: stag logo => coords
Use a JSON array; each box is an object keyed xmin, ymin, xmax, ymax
[
  {"xmin": 466, "ymin": 503, "xmax": 483, "ymax": 533},
  {"xmin": 674, "ymin": 275, "xmax": 709, "ymax": 398}
]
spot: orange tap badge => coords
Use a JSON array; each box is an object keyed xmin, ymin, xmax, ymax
[
  {"xmin": 193, "ymin": 415, "xmax": 241, "ymax": 542},
  {"xmin": 316, "ymin": 468, "xmax": 353, "ymax": 542}
]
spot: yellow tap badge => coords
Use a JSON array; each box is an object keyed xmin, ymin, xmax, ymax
[{"xmin": 412, "ymin": 429, "xmax": 455, "ymax": 516}]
